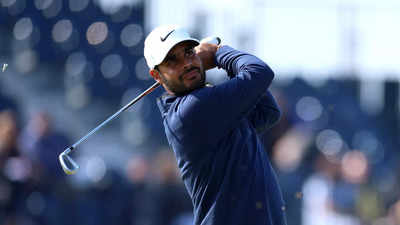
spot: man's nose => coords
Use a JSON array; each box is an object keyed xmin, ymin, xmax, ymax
[{"xmin": 182, "ymin": 55, "xmax": 193, "ymax": 70}]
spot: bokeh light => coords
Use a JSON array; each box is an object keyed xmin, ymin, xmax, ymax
[
  {"xmin": 11, "ymin": 22, "xmax": 41, "ymax": 50},
  {"xmin": 100, "ymin": 54, "xmax": 123, "ymax": 79},
  {"xmin": 85, "ymin": 156, "xmax": 107, "ymax": 183},
  {"xmin": 13, "ymin": 50, "xmax": 38, "ymax": 73},
  {"xmin": 65, "ymin": 51, "xmax": 87, "ymax": 77},
  {"xmin": 273, "ymin": 133, "xmax": 305, "ymax": 172},
  {"xmin": 135, "ymin": 57, "xmax": 151, "ymax": 80},
  {"xmin": 52, "ymin": 19, "xmax": 73, "ymax": 43},
  {"xmin": 41, "ymin": 0, "xmax": 62, "ymax": 18},
  {"xmin": 296, "ymin": 96, "xmax": 323, "ymax": 122},
  {"xmin": 69, "ymin": 0, "xmax": 90, "ymax": 12},
  {"xmin": 86, "ymin": 22, "xmax": 109, "ymax": 45},
  {"xmin": 341, "ymin": 151, "xmax": 368, "ymax": 184},
  {"xmin": 26, "ymin": 192, "xmax": 46, "ymax": 216},
  {"xmin": 34, "ymin": 0, "xmax": 53, "ymax": 10},
  {"xmin": 4, "ymin": 157, "xmax": 31, "ymax": 181},
  {"xmin": 64, "ymin": 61, "xmax": 95, "ymax": 90},
  {"xmin": 125, "ymin": 156, "xmax": 150, "ymax": 183},
  {"xmin": 120, "ymin": 23, "xmax": 143, "ymax": 48},
  {"xmin": 13, "ymin": 17, "xmax": 33, "ymax": 41},
  {"xmin": 65, "ymin": 84, "xmax": 91, "ymax": 109},
  {"xmin": 121, "ymin": 118, "xmax": 149, "ymax": 147},
  {"xmin": 316, "ymin": 129, "xmax": 344, "ymax": 157}
]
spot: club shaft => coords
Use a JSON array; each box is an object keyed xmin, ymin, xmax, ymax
[{"xmin": 70, "ymin": 82, "xmax": 161, "ymax": 150}]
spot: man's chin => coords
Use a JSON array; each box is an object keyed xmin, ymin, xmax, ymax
[
  {"xmin": 188, "ymin": 77, "xmax": 205, "ymax": 90},
  {"xmin": 172, "ymin": 80, "xmax": 205, "ymax": 96}
]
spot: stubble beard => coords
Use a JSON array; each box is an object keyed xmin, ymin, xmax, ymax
[{"xmin": 160, "ymin": 69, "xmax": 206, "ymax": 96}]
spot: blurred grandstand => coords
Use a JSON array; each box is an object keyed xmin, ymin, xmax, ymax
[{"xmin": 0, "ymin": 0, "xmax": 399, "ymax": 225}]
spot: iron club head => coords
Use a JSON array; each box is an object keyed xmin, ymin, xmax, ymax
[{"xmin": 59, "ymin": 147, "xmax": 79, "ymax": 175}]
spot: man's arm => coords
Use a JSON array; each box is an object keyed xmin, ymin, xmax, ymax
[
  {"xmin": 246, "ymin": 90, "xmax": 281, "ymax": 134},
  {"xmin": 175, "ymin": 45, "xmax": 276, "ymax": 145}
]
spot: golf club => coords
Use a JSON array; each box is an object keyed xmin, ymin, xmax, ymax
[
  {"xmin": 59, "ymin": 36, "xmax": 221, "ymax": 175},
  {"xmin": 59, "ymin": 81, "xmax": 160, "ymax": 174}
]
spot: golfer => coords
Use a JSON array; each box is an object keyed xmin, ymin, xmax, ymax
[{"xmin": 144, "ymin": 25, "xmax": 287, "ymax": 225}]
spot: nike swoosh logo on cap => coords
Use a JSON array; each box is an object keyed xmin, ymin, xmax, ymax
[{"xmin": 160, "ymin": 29, "xmax": 175, "ymax": 42}]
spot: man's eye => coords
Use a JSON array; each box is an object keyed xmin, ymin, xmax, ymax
[
  {"xmin": 165, "ymin": 56, "xmax": 176, "ymax": 65},
  {"xmin": 186, "ymin": 48, "xmax": 195, "ymax": 56}
]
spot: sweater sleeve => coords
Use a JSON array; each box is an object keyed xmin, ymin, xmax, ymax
[{"xmin": 246, "ymin": 90, "xmax": 281, "ymax": 134}]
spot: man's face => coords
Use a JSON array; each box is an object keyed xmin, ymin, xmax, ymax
[{"xmin": 151, "ymin": 41, "xmax": 205, "ymax": 96}]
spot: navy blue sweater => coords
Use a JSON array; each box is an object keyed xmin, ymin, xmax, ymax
[{"xmin": 157, "ymin": 46, "xmax": 287, "ymax": 225}]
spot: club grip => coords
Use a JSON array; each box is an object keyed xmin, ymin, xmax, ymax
[{"xmin": 200, "ymin": 37, "xmax": 221, "ymax": 45}]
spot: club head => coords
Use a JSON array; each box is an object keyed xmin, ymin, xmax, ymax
[{"xmin": 59, "ymin": 148, "xmax": 79, "ymax": 175}]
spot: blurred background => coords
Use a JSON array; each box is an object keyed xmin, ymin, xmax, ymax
[{"xmin": 0, "ymin": 0, "xmax": 399, "ymax": 225}]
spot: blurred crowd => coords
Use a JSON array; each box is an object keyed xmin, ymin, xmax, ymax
[
  {"xmin": 265, "ymin": 78, "xmax": 400, "ymax": 225},
  {"xmin": 1, "ymin": 76, "xmax": 400, "ymax": 225},
  {"xmin": 1, "ymin": 1, "xmax": 400, "ymax": 225},
  {"xmin": 0, "ymin": 105, "xmax": 192, "ymax": 225}
]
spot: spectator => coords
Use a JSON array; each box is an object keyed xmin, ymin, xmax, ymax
[
  {"xmin": 125, "ymin": 155, "xmax": 157, "ymax": 225},
  {"xmin": 19, "ymin": 111, "xmax": 70, "ymax": 181},
  {"xmin": 0, "ymin": 110, "xmax": 32, "ymax": 225},
  {"xmin": 301, "ymin": 153, "xmax": 339, "ymax": 225},
  {"xmin": 151, "ymin": 150, "xmax": 193, "ymax": 225},
  {"xmin": 18, "ymin": 111, "xmax": 74, "ymax": 225}
]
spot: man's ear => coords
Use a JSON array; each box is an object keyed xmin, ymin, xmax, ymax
[{"xmin": 149, "ymin": 69, "xmax": 162, "ymax": 83}]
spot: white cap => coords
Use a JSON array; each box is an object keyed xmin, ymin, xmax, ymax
[{"xmin": 144, "ymin": 25, "xmax": 199, "ymax": 69}]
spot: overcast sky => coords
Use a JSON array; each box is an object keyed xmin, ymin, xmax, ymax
[{"xmin": 142, "ymin": 0, "xmax": 400, "ymax": 81}]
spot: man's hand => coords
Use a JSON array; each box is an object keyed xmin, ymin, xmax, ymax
[{"xmin": 195, "ymin": 42, "xmax": 219, "ymax": 71}]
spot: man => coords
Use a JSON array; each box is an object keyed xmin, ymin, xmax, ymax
[{"xmin": 144, "ymin": 25, "xmax": 287, "ymax": 225}]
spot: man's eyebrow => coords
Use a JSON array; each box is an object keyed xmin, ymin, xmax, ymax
[{"xmin": 185, "ymin": 46, "xmax": 193, "ymax": 51}]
